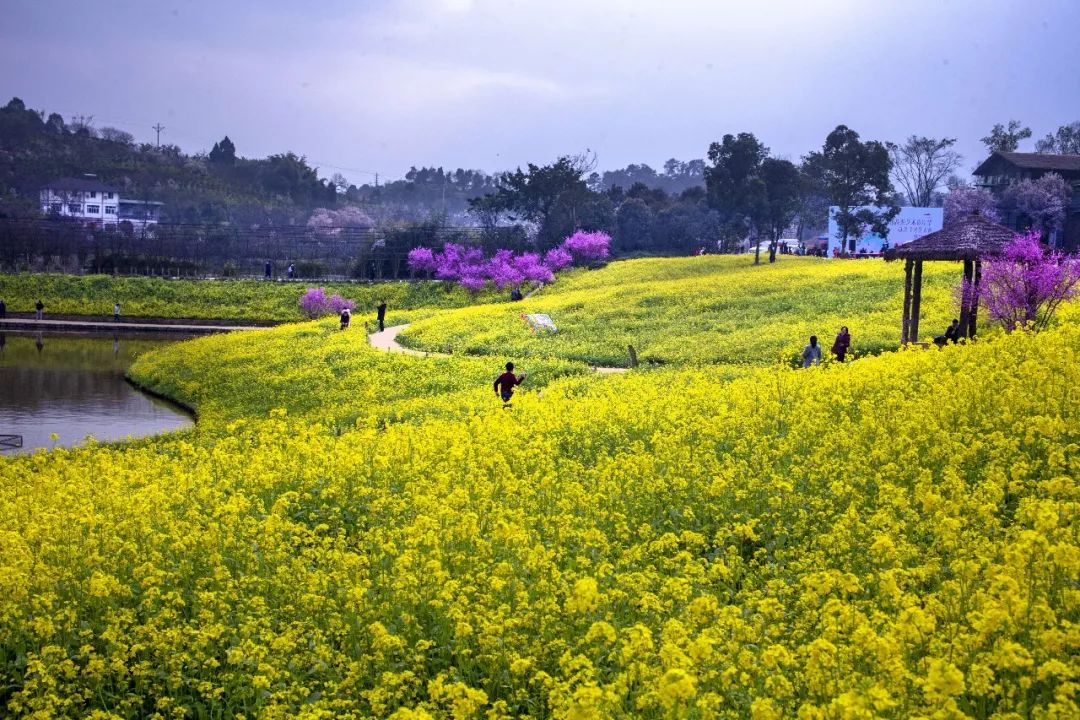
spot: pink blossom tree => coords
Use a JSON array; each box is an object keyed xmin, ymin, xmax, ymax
[
  {"xmin": 972, "ymin": 230, "xmax": 1080, "ymax": 332},
  {"xmin": 943, "ymin": 186, "xmax": 1000, "ymax": 227},
  {"xmin": 1003, "ymin": 172, "xmax": 1072, "ymax": 236},
  {"xmin": 307, "ymin": 206, "xmax": 375, "ymax": 237}
]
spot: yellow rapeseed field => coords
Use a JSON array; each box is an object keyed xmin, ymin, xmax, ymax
[
  {"xmin": 1, "ymin": 256, "xmax": 1077, "ymax": 719},
  {"xmin": 399, "ymin": 255, "xmax": 961, "ymax": 366}
]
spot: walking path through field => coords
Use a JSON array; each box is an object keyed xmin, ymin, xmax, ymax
[
  {"xmin": 368, "ymin": 324, "xmax": 628, "ymax": 374},
  {"xmin": 0, "ymin": 317, "xmax": 261, "ymax": 334}
]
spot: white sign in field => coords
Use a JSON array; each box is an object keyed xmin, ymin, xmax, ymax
[
  {"xmin": 522, "ymin": 313, "xmax": 558, "ymax": 334},
  {"xmin": 827, "ymin": 206, "xmax": 943, "ymax": 256}
]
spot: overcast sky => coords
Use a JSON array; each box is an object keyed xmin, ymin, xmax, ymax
[{"xmin": 4, "ymin": 0, "xmax": 1079, "ymax": 184}]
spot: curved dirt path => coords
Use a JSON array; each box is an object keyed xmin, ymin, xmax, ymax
[{"xmin": 368, "ymin": 324, "xmax": 628, "ymax": 374}]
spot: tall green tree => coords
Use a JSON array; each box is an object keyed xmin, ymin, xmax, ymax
[
  {"xmin": 470, "ymin": 154, "xmax": 595, "ymax": 247},
  {"xmin": 981, "ymin": 120, "xmax": 1032, "ymax": 154},
  {"xmin": 704, "ymin": 133, "xmax": 769, "ymax": 253},
  {"xmin": 750, "ymin": 158, "xmax": 802, "ymax": 264},
  {"xmin": 209, "ymin": 135, "xmax": 237, "ymax": 165},
  {"xmin": 1035, "ymin": 121, "xmax": 1080, "ymax": 154},
  {"xmin": 805, "ymin": 125, "xmax": 898, "ymax": 254}
]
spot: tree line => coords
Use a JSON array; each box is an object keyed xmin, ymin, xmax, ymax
[{"xmin": 2, "ymin": 96, "xmax": 1076, "ymax": 260}]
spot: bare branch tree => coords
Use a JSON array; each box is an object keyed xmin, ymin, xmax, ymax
[
  {"xmin": 69, "ymin": 114, "xmax": 96, "ymax": 137},
  {"xmin": 99, "ymin": 127, "xmax": 134, "ymax": 145},
  {"xmin": 889, "ymin": 136, "xmax": 962, "ymax": 207}
]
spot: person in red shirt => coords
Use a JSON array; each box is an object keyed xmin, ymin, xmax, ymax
[{"xmin": 494, "ymin": 362, "xmax": 525, "ymax": 404}]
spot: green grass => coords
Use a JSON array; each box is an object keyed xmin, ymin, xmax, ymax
[{"xmin": 0, "ymin": 273, "xmax": 507, "ymax": 323}]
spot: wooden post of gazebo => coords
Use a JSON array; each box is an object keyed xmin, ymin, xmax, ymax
[
  {"xmin": 883, "ymin": 211, "xmax": 1014, "ymax": 346},
  {"xmin": 901, "ymin": 259, "xmax": 913, "ymax": 343},
  {"xmin": 969, "ymin": 260, "xmax": 982, "ymax": 339},
  {"xmin": 957, "ymin": 259, "xmax": 974, "ymax": 337},
  {"xmin": 909, "ymin": 260, "xmax": 923, "ymax": 342}
]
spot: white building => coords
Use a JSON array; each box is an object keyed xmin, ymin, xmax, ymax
[
  {"xmin": 40, "ymin": 175, "xmax": 120, "ymax": 225},
  {"xmin": 40, "ymin": 175, "xmax": 164, "ymax": 229}
]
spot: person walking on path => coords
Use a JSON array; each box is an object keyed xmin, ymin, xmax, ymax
[
  {"xmin": 831, "ymin": 326, "xmax": 850, "ymax": 362},
  {"xmin": 287, "ymin": 263, "xmax": 295, "ymax": 280},
  {"xmin": 35, "ymin": 299, "xmax": 44, "ymax": 321},
  {"xmin": 264, "ymin": 260, "xmax": 273, "ymax": 279},
  {"xmin": 494, "ymin": 362, "xmax": 526, "ymax": 405},
  {"xmin": 113, "ymin": 302, "xmax": 121, "ymax": 322},
  {"xmin": 376, "ymin": 299, "xmax": 387, "ymax": 332},
  {"xmin": 801, "ymin": 335, "xmax": 822, "ymax": 368},
  {"xmin": 340, "ymin": 308, "xmax": 351, "ymax": 331}
]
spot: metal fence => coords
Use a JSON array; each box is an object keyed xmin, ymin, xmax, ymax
[{"xmin": 0, "ymin": 219, "xmax": 531, "ymax": 280}]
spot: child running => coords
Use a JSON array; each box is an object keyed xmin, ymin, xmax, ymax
[{"xmin": 494, "ymin": 362, "xmax": 526, "ymax": 405}]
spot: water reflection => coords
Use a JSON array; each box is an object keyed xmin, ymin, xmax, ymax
[{"xmin": 0, "ymin": 332, "xmax": 194, "ymax": 454}]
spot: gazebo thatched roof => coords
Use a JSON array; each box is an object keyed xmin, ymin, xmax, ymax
[{"xmin": 883, "ymin": 212, "xmax": 1015, "ymax": 262}]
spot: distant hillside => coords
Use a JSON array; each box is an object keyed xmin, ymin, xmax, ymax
[{"xmin": 0, "ymin": 97, "xmax": 337, "ymax": 224}]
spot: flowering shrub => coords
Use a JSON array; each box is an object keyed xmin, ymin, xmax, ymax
[
  {"xmin": 970, "ymin": 230, "xmax": 1080, "ymax": 331},
  {"xmin": 543, "ymin": 246, "xmax": 573, "ymax": 271},
  {"xmin": 561, "ymin": 229, "xmax": 611, "ymax": 262},
  {"xmin": 299, "ymin": 286, "xmax": 355, "ymax": 318},
  {"xmin": 409, "ymin": 243, "xmax": 558, "ymax": 292}
]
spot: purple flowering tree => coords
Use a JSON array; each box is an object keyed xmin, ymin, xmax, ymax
[
  {"xmin": 543, "ymin": 246, "xmax": 573, "ymax": 271},
  {"xmin": 407, "ymin": 247, "xmax": 436, "ymax": 277},
  {"xmin": 561, "ymin": 230, "xmax": 611, "ymax": 262},
  {"xmin": 514, "ymin": 252, "xmax": 555, "ymax": 284},
  {"xmin": 487, "ymin": 249, "xmax": 525, "ymax": 289},
  {"xmin": 299, "ymin": 287, "xmax": 354, "ymax": 318},
  {"xmin": 972, "ymin": 230, "xmax": 1080, "ymax": 332},
  {"xmin": 406, "ymin": 237, "xmax": 589, "ymax": 293}
]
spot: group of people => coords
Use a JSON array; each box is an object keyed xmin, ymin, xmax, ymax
[
  {"xmin": 801, "ymin": 326, "xmax": 851, "ymax": 367},
  {"xmin": 802, "ymin": 318, "xmax": 965, "ymax": 366},
  {"xmin": 1, "ymin": 299, "xmax": 122, "ymax": 322},
  {"xmin": 341, "ymin": 299, "xmax": 387, "ymax": 332}
]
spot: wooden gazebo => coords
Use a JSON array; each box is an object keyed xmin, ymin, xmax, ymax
[{"xmin": 883, "ymin": 212, "xmax": 1015, "ymax": 344}]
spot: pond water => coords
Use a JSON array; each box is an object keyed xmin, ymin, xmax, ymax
[{"xmin": 0, "ymin": 332, "xmax": 194, "ymax": 454}]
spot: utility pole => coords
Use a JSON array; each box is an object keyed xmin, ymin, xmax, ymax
[
  {"xmin": 152, "ymin": 123, "xmax": 165, "ymax": 148},
  {"xmin": 374, "ymin": 173, "xmax": 378, "ymax": 188}
]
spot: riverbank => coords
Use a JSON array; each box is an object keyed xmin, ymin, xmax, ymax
[{"xmin": 0, "ymin": 317, "xmax": 262, "ymax": 334}]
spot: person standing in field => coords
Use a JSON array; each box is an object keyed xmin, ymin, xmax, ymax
[
  {"xmin": 35, "ymin": 299, "xmax": 44, "ymax": 320},
  {"xmin": 340, "ymin": 307, "xmax": 351, "ymax": 331},
  {"xmin": 264, "ymin": 260, "xmax": 272, "ymax": 279},
  {"xmin": 831, "ymin": 326, "xmax": 850, "ymax": 362},
  {"xmin": 801, "ymin": 335, "xmax": 821, "ymax": 368},
  {"xmin": 494, "ymin": 362, "xmax": 526, "ymax": 405},
  {"xmin": 114, "ymin": 302, "xmax": 121, "ymax": 322},
  {"xmin": 376, "ymin": 299, "xmax": 387, "ymax": 332}
]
